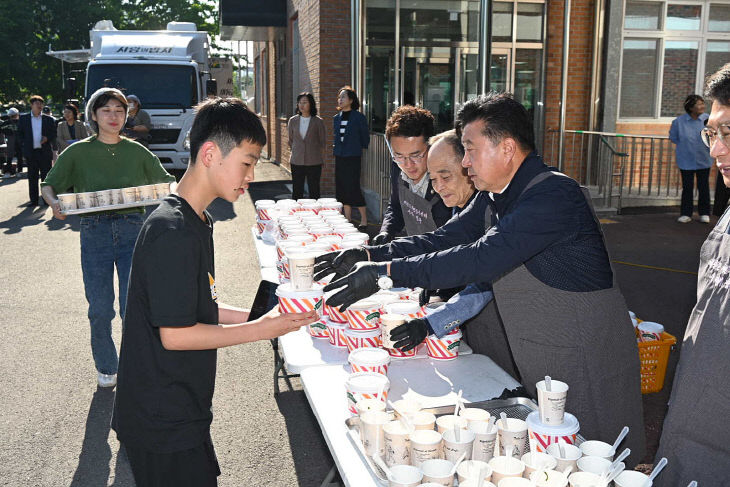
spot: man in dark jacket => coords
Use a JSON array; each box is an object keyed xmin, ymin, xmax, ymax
[
  {"xmin": 373, "ymin": 105, "xmax": 452, "ymax": 245},
  {"xmin": 17, "ymin": 95, "xmax": 56, "ymax": 206}
]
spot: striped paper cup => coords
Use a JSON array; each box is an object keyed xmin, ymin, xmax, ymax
[
  {"xmin": 326, "ymin": 320, "xmax": 348, "ymax": 348},
  {"xmin": 344, "ymin": 328, "xmax": 382, "ymax": 353},
  {"xmin": 307, "ymin": 318, "xmax": 329, "ymax": 339},
  {"xmin": 276, "ymin": 259, "xmax": 290, "ymax": 282},
  {"xmin": 386, "ymin": 346, "xmax": 417, "ymax": 359},
  {"xmin": 525, "ymin": 411, "xmax": 580, "ymax": 452},
  {"xmin": 255, "ymin": 199, "xmax": 276, "ymax": 220},
  {"xmin": 346, "ymin": 300, "xmax": 382, "ymax": 330},
  {"xmin": 348, "ymin": 347, "xmax": 390, "ymax": 376},
  {"xmin": 345, "ymin": 372, "xmax": 390, "ymax": 414},
  {"xmin": 384, "ymin": 301, "xmax": 425, "ymax": 320},
  {"xmin": 276, "ymin": 283, "xmax": 323, "ymax": 324},
  {"xmin": 425, "ymin": 330, "xmax": 462, "ymax": 360}
]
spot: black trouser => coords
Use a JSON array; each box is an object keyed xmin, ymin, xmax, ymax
[
  {"xmin": 27, "ymin": 149, "xmax": 52, "ymax": 204},
  {"xmin": 713, "ymin": 170, "xmax": 730, "ymax": 217},
  {"xmin": 1, "ymin": 136, "xmax": 17, "ymax": 175},
  {"xmin": 680, "ymin": 168, "xmax": 710, "ymax": 217},
  {"xmin": 291, "ymin": 164, "xmax": 322, "ymax": 200},
  {"xmin": 124, "ymin": 438, "xmax": 220, "ymax": 487}
]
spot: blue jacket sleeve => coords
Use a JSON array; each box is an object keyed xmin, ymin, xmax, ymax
[
  {"xmin": 367, "ymin": 192, "xmax": 488, "ymax": 261},
  {"xmin": 389, "ymin": 179, "xmax": 582, "ymax": 289},
  {"xmin": 669, "ymin": 118, "xmax": 679, "ymax": 144},
  {"xmin": 424, "ymin": 283, "xmax": 494, "ymax": 338},
  {"xmin": 379, "ymin": 162, "xmax": 405, "ymax": 236}
]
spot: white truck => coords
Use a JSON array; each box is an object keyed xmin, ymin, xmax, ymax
[{"xmin": 50, "ymin": 20, "xmax": 230, "ymax": 170}]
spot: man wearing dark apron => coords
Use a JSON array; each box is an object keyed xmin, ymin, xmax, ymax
[
  {"xmin": 373, "ymin": 105, "xmax": 451, "ymax": 245},
  {"xmin": 653, "ymin": 63, "xmax": 730, "ymax": 486},
  {"xmin": 319, "ymin": 93, "xmax": 646, "ymax": 465}
]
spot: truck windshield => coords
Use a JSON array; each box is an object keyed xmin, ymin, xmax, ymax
[{"xmin": 87, "ymin": 64, "xmax": 197, "ymax": 109}]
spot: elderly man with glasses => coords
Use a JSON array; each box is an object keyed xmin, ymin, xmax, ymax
[{"xmin": 372, "ymin": 105, "xmax": 452, "ymax": 245}]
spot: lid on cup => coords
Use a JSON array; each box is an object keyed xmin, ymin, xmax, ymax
[
  {"xmin": 297, "ymin": 198, "xmax": 317, "ymax": 204},
  {"xmin": 385, "ymin": 301, "xmax": 421, "ymax": 315},
  {"xmin": 349, "ymin": 348, "xmax": 391, "ymax": 367},
  {"xmin": 325, "ymin": 319, "xmax": 346, "ymax": 330},
  {"xmin": 348, "ymin": 299, "xmax": 381, "ymax": 311},
  {"xmin": 345, "ymin": 371, "xmax": 390, "ymax": 393},
  {"xmin": 255, "ymin": 199, "xmax": 276, "ymax": 208},
  {"xmin": 525, "ymin": 411, "xmax": 580, "ymax": 436},
  {"xmin": 343, "ymin": 327, "xmax": 381, "ymax": 339},
  {"xmin": 275, "ymin": 282, "xmax": 324, "ymax": 299},
  {"xmin": 637, "ymin": 321, "xmax": 664, "ymax": 333},
  {"xmin": 317, "ymin": 198, "xmax": 338, "ymax": 204}
]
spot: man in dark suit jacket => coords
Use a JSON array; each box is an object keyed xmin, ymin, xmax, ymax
[{"xmin": 17, "ymin": 95, "xmax": 56, "ymax": 206}]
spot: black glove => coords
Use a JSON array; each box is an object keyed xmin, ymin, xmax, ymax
[
  {"xmin": 313, "ymin": 248, "xmax": 368, "ymax": 281},
  {"xmin": 371, "ymin": 232, "xmax": 393, "ymax": 246},
  {"xmin": 323, "ymin": 262, "xmax": 385, "ymax": 311},
  {"xmin": 418, "ymin": 288, "xmax": 432, "ymax": 307},
  {"xmin": 391, "ymin": 318, "xmax": 431, "ymax": 352}
]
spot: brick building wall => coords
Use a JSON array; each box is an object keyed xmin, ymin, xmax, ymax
[
  {"xmin": 254, "ymin": 0, "xmax": 350, "ymax": 197},
  {"xmin": 543, "ymin": 0, "xmax": 596, "ymax": 180}
]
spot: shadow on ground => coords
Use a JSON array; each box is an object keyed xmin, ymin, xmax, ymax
[{"xmin": 275, "ymin": 389, "xmax": 335, "ymax": 486}]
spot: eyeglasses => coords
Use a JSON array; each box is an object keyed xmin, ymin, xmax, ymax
[
  {"xmin": 701, "ymin": 124, "xmax": 730, "ymax": 148},
  {"xmin": 392, "ymin": 150, "xmax": 427, "ymax": 164}
]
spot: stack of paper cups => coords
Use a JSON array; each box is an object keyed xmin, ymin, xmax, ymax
[
  {"xmin": 380, "ymin": 313, "xmax": 416, "ymax": 358},
  {"xmin": 525, "ymin": 410, "xmax": 580, "ymax": 452},
  {"xmin": 348, "ymin": 348, "xmax": 390, "ymax": 375},
  {"xmin": 255, "ymin": 199, "xmax": 276, "ymax": 220},
  {"xmin": 345, "ymin": 371, "xmax": 389, "ymax": 414},
  {"xmin": 344, "ymin": 328, "xmax": 382, "ymax": 352},
  {"xmin": 275, "ymin": 283, "xmax": 324, "ymax": 337},
  {"xmin": 425, "ymin": 329, "xmax": 462, "ymax": 360},
  {"xmin": 384, "ymin": 301, "xmax": 425, "ymax": 320},
  {"xmin": 346, "ymin": 300, "xmax": 382, "ymax": 330}
]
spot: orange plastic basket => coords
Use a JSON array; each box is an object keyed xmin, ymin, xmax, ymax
[{"xmin": 637, "ymin": 332, "xmax": 677, "ymax": 394}]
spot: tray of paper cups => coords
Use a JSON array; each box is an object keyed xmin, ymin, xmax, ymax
[
  {"xmin": 344, "ymin": 396, "xmax": 547, "ymax": 486},
  {"xmin": 58, "ymin": 182, "xmax": 171, "ymax": 215}
]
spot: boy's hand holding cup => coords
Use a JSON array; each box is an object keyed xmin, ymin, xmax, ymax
[{"xmin": 257, "ymin": 307, "xmax": 317, "ymax": 339}]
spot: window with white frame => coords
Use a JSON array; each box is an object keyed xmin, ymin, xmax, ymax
[{"xmin": 619, "ymin": 0, "xmax": 730, "ymax": 119}]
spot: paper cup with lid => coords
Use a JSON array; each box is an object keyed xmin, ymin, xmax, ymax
[
  {"xmin": 276, "ymin": 282, "xmax": 323, "ymax": 320},
  {"xmin": 346, "ymin": 299, "xmax": 382, "ymax": 330},
  {"xmin": 349, "ymin": 347, "xmax": 391, "ymax": 375},
  {"xmin": 326, "ymin": 320, "xmax": 348, "ymax": 348},
  {"xmin": 426, "ymin": 330, "xmax": 462, "ymax": 360},
  {"xmin": 360, "ymin": 410, "xmax": 391, "ymax": 457},
  {"xmin": 345, "ymin": 328, "xmax": 382, "ymax": 352},
  {"xmin": 345, "ymin": 371, "xmax": 389, "ymax": 414},
  {"xmin": 316, "ymin": 234, "xmax": 343, "ymax": 251},
  {"xmin": 526, "ymin": 411, "xmax": 580, "ymax": 452},
  {"xmin": 57, "ymin": 193, "xmax": 78, "ymax": 212},
  {"xmin": 319, "ymin": 200, "xmax": 343, "ymax": 213},
  {"xmin": 385, "ymin": 301, "xmax": 425, "ymax": 320},
  {"xmin": 637, "ymin": 321, "xmax": 664, "ymax": 342},
  {"xmin": 255, "ymin": 199, "xmax": 276, "ymax": 220},
  {"xmin": 342, "ymin": 232, "xmax": 370, "ymax": 246},
  {"xmin": 307, "ymin": 318, "xmax": 329, "ymax": 338}
]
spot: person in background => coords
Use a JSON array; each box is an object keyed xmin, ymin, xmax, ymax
[
  {"xmin": 653, "ymin": 62, "xmax": 730, "ymax": 487},
  {"xmin": 670, "ymin": 94, "xmax": 713, "ymax": 223},
  {"xmin": 112, "ymin": 97, "xmax": 315, "ymax": 486},
  {"xmin": 372, "ymin": 105, "xmax": 451, "ymax": 245},
  {"xmin": 124, "ymin": 95, "xmax": 152, "ymax": 147},
  {"xmin": 56, "ymin": 104, "xmax": 89, "ymax": 153},
  {"xmin": 1, "ymin": 108, "xmax": 21, "ymax": 177},
  {"xmin": 17, "ymin": 95, "xmax": 56, "ymax": 206},
  {"xmin": 287, "ymin": 92, "xmax": 326, "ymax": 199},
  {"xmin": 41, "ymin": 88, "xmax": 175, "ymax": 388},
  {"xmin": 333, "ymin": 86, "xmax": 369, "ymax": 231}
]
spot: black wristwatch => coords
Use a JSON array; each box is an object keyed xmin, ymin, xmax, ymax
[{"xmin": 377, "ymin": 264, "xmax": 393, "ymax": 290}]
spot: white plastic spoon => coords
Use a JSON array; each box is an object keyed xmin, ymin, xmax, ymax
[
  {"xmin": 453, "ymin": 389, "xmax": 463, "ymax": 417},
  {"xmin": 477, "ymin": 466, "xmax": 487, "ymax": 487},
  {"xmin": 372, "ymin": 453, "xmax": 392, "ymax": 479},
  {"xmin": 606, "ymin": 448, "xmax": 631, "ymax": 474},
  {"xmin": 557, "ymin": 438, "xmax": 566, "ymax": 458},
  {"xmin": 687, "ymin": 482, "xmax": 697, "ymax": 487},
  {"xmin": 387, "ymin": 400, "xmax": 413, "ymax": 431},
  {"xmin": 454, "ymin": 423, "xmax": 461, "ymax": 442},
  {"xmin": 545, "ymin": 375, "xmax": 552, "ymax": 391},
  {"xmin": 611, "ymin": 426, "xmax": 630, "ymax": 452},
  {"xmin": 648, "ymin": 457, "xmax": 668, "ymax": 484},
  {"xmin": 449, "ymin": 451, "xmax": 468, "ymax": 476},
  {"xmin": 600, "ymin": 462, "xmax": 625, "ymax": 487},
  {"xmin": 487, "ymin": 415, "xmax": 497, "ymax": 434}
]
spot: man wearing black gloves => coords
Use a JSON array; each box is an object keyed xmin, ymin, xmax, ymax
[
  {"xmin": 372, "ymin": 105, "xmax": 452, "ymax": 245},
  {"xmin": 316, "ymin": 92, "xmax": 646, "ymax": 466}
]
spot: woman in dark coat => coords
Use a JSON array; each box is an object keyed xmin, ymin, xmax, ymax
[{"xmin": 333, "ymin": 86, "xmax": 369, "ymax": 230}]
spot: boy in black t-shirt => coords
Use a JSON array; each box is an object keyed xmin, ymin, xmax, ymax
[{"xmin": 112, "ymin": 98, "xmax": 316, "ymax": 487}]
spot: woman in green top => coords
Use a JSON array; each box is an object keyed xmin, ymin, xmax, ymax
[{"xmin": 41, "ymin": 88, "xmax": 175, "ymax": 388}]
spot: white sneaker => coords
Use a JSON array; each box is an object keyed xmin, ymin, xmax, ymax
[
  {"xmin": 699, "ymin": 215, "xmax": 710, "ymax": 223},
  {"xmin": 677, "ymin": 215, "xmax": 692, "ymax": 223},
  {"xmin": 97, "ymin": 372, "xmax": 117, "ymax": 388}
]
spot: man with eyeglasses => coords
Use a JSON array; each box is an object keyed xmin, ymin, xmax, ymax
[
  {"xmin": 316, "ymin": 92, "xmax": 646, "ymax": 465},
  {"xmin": 653, "ymin": 63, "xmax": 730, "ymax": 486},
  {"xmin": 371, "ymin": 105, "xmax": 452, "ymax": 245}
]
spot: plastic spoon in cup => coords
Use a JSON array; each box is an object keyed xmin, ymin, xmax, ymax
[
  {"xmin": 529, "ymin": 437, "xmax": 537, "ymax": 466},
  {"xmin": 600, "ymin": 462, "xmax": 625, "ymax": 487},
  {"xmin": 487, "ymin": 415, "xmax": 497, "ymax": 433},
  {"xmin": 686, "ymin": 482, "xmax": 697, "ymax": 487},
  {"xmin": 372, "ymin": 453, "xmax": 392, "ymax": 479},
  {"xmin": 376, "ymin": 383, "xmax": 386, "ymax": 402},
  {"xmin": 453, "ymin": 389, "xmax": 463, "ymax": 417},
  {"xmin": 387, "ymin": 400, "xmax": 413, "ymax": 431},
  {"xmin": 449, "ymin": 451, "xmax": 467, "ymax": 476},
  {"xmin": 477, "ymin": 466, "xmax": 487, "ymax": 487},
  {"xmin": 557, "ymin": 438, "xmax": 566, "ymax": 458},
  {"xmin": 606, "ymin": 448, "xmax": 631, "ymax": 474},
  {"xmin": 454, "ymin": 423, "xmax": 461, "ymax": 442},
  {"xmin": 648, "ymin": 457, "xmax": 668, "ymax": 484},
  {"xmin": 545, "ymin": 375, "xmax": 552, "ymax": 391},
  {"xmin": 611, "ymin": 426, "xmax": 630, "ymax": 452}
]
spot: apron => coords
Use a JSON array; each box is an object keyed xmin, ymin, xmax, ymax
[
  {"xmin": 464, "ymin": 171, "xmax": 646, "ymax": 466},
  {"xmin": 398, "ymin": 180, "xmax": 440, "ymax": 236},
  {"xmin": 653, "ymin": 209, "xmax": 730, "ymax": 486}
]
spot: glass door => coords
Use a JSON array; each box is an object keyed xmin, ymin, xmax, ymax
[{"xmin": 490, "ymin": 48, "xmax": 511, "ymax": 92}]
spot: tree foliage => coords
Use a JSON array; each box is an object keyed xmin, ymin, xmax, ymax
[{"xmin": 0, "ymin": 0, "xmax": 218, "ymax": 107}]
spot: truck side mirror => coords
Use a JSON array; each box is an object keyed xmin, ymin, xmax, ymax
[{"xmin": 206, "ymin": 79, "xmax": 218, "ymax": 97}]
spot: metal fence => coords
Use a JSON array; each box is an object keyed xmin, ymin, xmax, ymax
[
  {"xmin": 545, "ymin": 130, "xmax": 682, "ymax": 212},
  {"xmin": 361, "ymin": 132, "xmax": 392, "ymax": 219}
]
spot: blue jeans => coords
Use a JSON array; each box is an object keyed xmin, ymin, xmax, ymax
[{"xmin": 80, "ymin": 213, "xmax": 144, "ymax": 375}]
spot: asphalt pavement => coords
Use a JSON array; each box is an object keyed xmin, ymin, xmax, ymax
[{"xmin": 0, "ymin": 160, "xmax": 716, "ymax": 485}]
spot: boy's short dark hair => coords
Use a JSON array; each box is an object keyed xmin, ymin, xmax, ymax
[
  {"xmin": 29, "ymin": 95, "xmax": 44, "ymax": 105},
  {"xmin": 455, "ymin": 92, "xmax": 535, "ymax": 153},
  {"xmin": 338, "ymin": 86, "xmax": 360, "ymax": 111},
  {"xmin": 705, "ymin": 63, "xmax": 730, "ymax": 106},
  {"xmin": 683, "ymin": 94, "xmax": 704, "ymax": 114},
  {"xmin": 385, "ymin": 105, "xmax": 435, "ymax": 142},
  {"xmin": 190, "ymin": 97, "xmax": 266, "ymax": 164}
]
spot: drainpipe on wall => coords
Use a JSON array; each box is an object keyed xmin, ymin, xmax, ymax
[
  {"xmin": 557, "ymin": 0, "xmax": 571, "ymax": 171},
  {"xmin": 351, "ymin": 0, "xmax": 362, "ymax": 95},
  {"xmin": 478, "ymin": 0, "xmax": 493, "ymax": 95}
]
